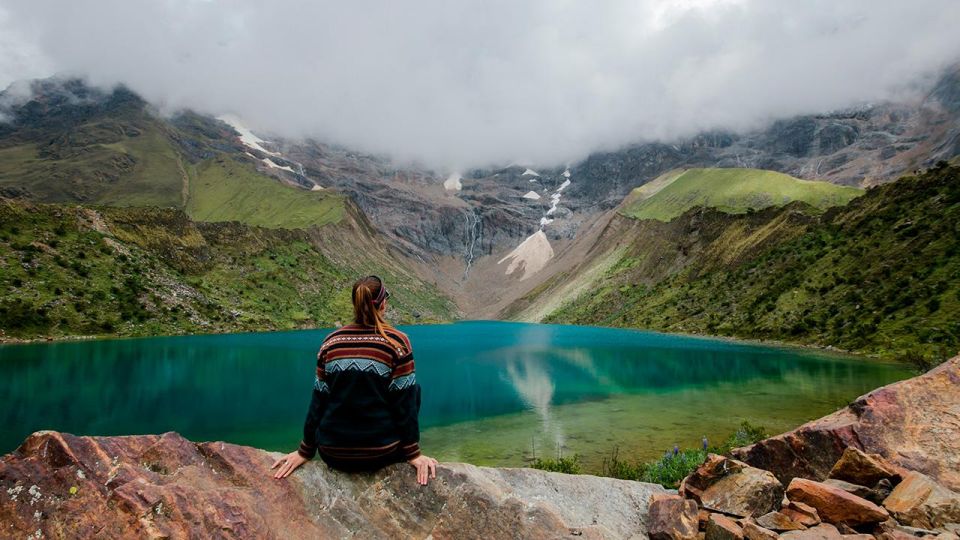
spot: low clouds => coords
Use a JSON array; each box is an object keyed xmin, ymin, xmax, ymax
[{"xmin": 2, "ymin": 0, "xmax": 959, "ymax": 168}]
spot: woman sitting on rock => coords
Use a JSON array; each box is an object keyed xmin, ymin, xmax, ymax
[{"xmin": 271, "ymin": 275, "xmax": 438, "ymax": 485}]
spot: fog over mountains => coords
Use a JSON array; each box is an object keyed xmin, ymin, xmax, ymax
[{"xmin": 3, "ymin": 0, "xmax": 960, "ymax": 169}]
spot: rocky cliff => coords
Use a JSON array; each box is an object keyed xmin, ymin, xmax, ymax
[
  {"xmin": 0, "ymin": 431, "xmax": 668, "ymax": 539},
  {"xmin": 1, "ymin": 358, "xmax": 958, "ymax": 538}
]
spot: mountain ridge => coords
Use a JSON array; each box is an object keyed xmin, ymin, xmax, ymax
[
  {"xmin": 2, "ymin": 72, "xmax": 960, "ymax": 353},
  {"xmin": 508, "ymin": 163, "xmax": 960, "ymax": 364}
]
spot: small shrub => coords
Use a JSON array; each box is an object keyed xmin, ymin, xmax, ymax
[
  {"xmin": 600, "ymin": 448, "xmax": 644, "ymax": 480},
  {"xmin": 716, "ymin": 421, "xmax": 769, "ymax": 454},
  {"xmin": 530, "ymin": 455, "xmax": 582, "ymax": 474},
  {"xmin": 640, "ymin": 449, "xmax": 708, "ymax": 488},
  {"xmin": 897, "ymin": 349, "xmax": 934, "ymax": 372}
]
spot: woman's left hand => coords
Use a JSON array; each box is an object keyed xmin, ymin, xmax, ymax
[
  {"xmin": 271, "ymin": 451, "xmax": 308, "ymax": 479},
  {"xmin": 408, "ymin": 454, "xmax": 439, "ymax": 485}
]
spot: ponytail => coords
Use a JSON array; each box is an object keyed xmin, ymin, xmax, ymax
[{"xmin": 351, "ymin": 276, "xmax": 406, "ymax": 355}]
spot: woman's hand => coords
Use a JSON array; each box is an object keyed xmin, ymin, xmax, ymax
[
  {"xmin": 271, "ymin": 451, "xmax": 308, "ymax": 479},
  {"xmin": 408, "ymin": 455, "xmax": 438, "ymax": 485}
]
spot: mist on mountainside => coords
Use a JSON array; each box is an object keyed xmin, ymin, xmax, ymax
[{"xmin": 3, "ymin": 0, "xmax": 960, "ymax": 169}]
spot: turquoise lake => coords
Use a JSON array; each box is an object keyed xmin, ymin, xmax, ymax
[{"xmin": 0, "ymin": 321, "xmax": 911, "ymax": 470}]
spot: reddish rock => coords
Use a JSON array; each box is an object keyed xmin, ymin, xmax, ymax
[
  {"xmin": 834, "ymin": 523, "xmax": 858, "ymax": 534},
  {"xmin": 0, "ymin": 431, "xmax": 670, "ymax": 539},
  {"xmin": 829, "ymin": 447, "xmax": 903, "ymax": 487},
  {"xmin": 780, "ymin": 523, "xmax": 844, "ymax": 540},
  {"xmin": 882, "ymin": 470, "xmax": 960, "ymax": 529},
  {"xmin": 782, "ymin": 500, "xmax": 821, "ymax": 527},
  {"xmin": 874, "ymin": 530, "xmax": 919, "ymax": 540},
  {"xmin": 823, "ymin": 478, "xmax": 873, "ymax": 499},
  {"xmin": 786, "ymin": 478, "xmax": 889, "ymax": 527},
  {"xmin": 705, "ymin": 514, "xmax": 744, "ymax": 540},
  {"xmin": 755, "ymin": 511, "xmax": 806, "ymax": 531},
  {"xmin": 732, "ymin": 356, "xmax": 960, "ymax": 490},
  {"xmin": 648, "ymin": 494, "xmax": 699, "ymax": 540},
  {"xmin": 742, "ymin": 521, "xmax": 779, "ymax": 540},
  {"xmin": 699, "ymin": 509, "xmax": 712, "ymax": 531},
  {"xmin": 680, "ymin": 454, "xmax": 784, "ymax": 517}
]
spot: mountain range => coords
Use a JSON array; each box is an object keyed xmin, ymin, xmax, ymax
[{"xmin": 1, "ymin": 68, "xmax": 958, "ymax": 362}]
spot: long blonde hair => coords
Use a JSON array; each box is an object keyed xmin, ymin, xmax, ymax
[{"xmin": 351, "ymin": 275, "xmax": 406, "ymax": 354}]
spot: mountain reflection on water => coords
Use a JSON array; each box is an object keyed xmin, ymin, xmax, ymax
[{"xmin": 0, "ymin": 321, "xmax": 910, "ymax": 466}]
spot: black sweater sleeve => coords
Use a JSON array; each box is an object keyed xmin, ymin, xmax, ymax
[
  {"xmin": 388, "ymin": 351, "xmax": 421, "ymax": 460},
  {"xmin": 298, "ymin": 348, "xmax": 330, "ymax": 459}
]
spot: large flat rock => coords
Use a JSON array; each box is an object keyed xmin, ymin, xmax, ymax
[
  {"xmin": 732, "ymin": 356, "xmax": 960, "ymax": 490},
  {"xmin": 0, "ymin": 431, "xmax": 668, "ymax": 539}
]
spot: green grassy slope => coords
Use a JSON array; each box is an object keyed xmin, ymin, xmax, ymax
[
  {"xmin": 540, "ymin": 164, "xmax": 960, "ymax": 364},
  {"xmin": 620, "ymin": 167, "xmax": 863, "ymax": 221},
  {"xmin": 0, "ymin": 199, "xmax": 456, "ymax": 340},
  {"xmin": 0, "ymin": 122, "xmax": 185, "ymax": 207},
  {"xmin": 185, "ymin": 158, "xmax": 344, "ymax": 228},
  {"xmin": 0, "ymin": 85, "xmax": 455, "ymax": 340},
  {"xmin": 0, "ymin": 118, "xmax": 347, "ymax": 230}
]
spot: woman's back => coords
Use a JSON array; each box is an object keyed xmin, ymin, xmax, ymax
[
  {"xmin": 312, "ymin": 323, "xmax": 419, "ymax": 451},
  {"xmin": 272, "ymin": 275, "xmax": 436, "ymax": 485}
]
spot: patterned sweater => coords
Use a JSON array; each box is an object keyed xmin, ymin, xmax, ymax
[{"xmin": 298, "ymin": 324, "xmax": 421, "ymax": 462}]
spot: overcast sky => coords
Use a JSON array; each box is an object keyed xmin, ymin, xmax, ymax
[{"xmin": 2, "ymin": 0, "xmax": 959, "ymax": 169}]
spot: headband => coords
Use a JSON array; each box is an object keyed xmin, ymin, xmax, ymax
[{"xmin": 370, "ymin": 275, "xmax": 390, "ymax": 307}]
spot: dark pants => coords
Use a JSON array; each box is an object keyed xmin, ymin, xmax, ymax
[{"xmin": 318, "ymin": 445, "xmax": 406, "ymax": 473}]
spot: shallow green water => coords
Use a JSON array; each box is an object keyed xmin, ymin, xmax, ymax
[{"xmin": 0, "ymin": 321, "xmax": 910, "ymax": 470}]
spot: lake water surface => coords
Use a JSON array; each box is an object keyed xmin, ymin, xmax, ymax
[{"xmin": 0, "ymin": 321, "xmax": 911, "ymax": 470}]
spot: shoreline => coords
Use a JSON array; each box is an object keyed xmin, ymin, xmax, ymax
[{"xmin": 0, "ymin": 319, "xmax": 899, "ymax": 366}]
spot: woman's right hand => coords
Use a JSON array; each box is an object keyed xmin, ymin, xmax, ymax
[
  {"xmin": 408, "ymin": 455, "xmax": 438, "ymax": 485},
  {"xmin": 271, "ymin": 450, "xmax": 308, "ymax": 479}
]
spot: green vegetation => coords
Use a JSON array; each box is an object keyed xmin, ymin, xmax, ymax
[
  {"xmin": 185, "ymin": 158, "xmax": 345, "ymax": 229},
  {"xmin": 546, "ymin": 163, "xmax": 960, "ymax": 366},
  {"xmin": 0, "ymin": 87, "xmax": 456, "ymax": 340},
  {"xmin": 600, "ymin": 421, "xmax": 768, "ymax": 487},
  {"xmin": 0, "ymin": 119, "xmax": 185, "ymax": 208},
  {"xmin": 531, "ymin": 421, "xmax": 768, "ymax": 488},
  {"xmin": 0, "ymin": 199, "xmax": 455, "ymax": 341},
  {"xmin": 620, "ymin": 167, "xmax": 863, "ymax": 222},
  {"xmin": 530, "ymin": 455, "xmax": 582, "ymax": 474}
]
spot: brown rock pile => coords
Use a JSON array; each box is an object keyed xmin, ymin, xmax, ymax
[
  {"xmin": 653, "ymin": 446, "xmax": 960, "ymax": 539},
  {"xmin": 0, "ymin": 431, "xmax": 670, "ymax": 539},
  {"xmin": 649, "ymin": 356, "xmax": 960, "ymax": 540},
  {"xmin": 680, "ymin": 454, "xmax": 784, "ymax": 517}
]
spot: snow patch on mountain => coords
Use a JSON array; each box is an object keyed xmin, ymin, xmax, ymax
[
  {"xmin": 217, "ymin": 115, "xmax": 281, "ymax": 156},
  {"xmin": 262, "ymin": 158, "xmax": 295, "ymax": 173},
  {"xmin": 544, "ymin": 178, "xmax": 571, "ymax": 218},
  {"xmin": 522, "ymin": 168, "xmax": 540, "ymax": 177},
  {"xmin": 523, "ymin": 191, "xmax": 541, "ymax": 200},
  {"xmin": 498, "ymin": 230, "xmax": 554, "ymax": 280}
]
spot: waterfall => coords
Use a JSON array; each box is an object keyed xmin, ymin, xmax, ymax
[{"xmin": 462, "ymin": 208, "xmax": 482, "ymax": 281}]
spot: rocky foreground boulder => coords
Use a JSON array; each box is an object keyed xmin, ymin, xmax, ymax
[
  {"xmin": 732, "ymin": 356, "xmax": 960, "ymax": 490},
  {"xmin": 649, "ymin": 356, "xmax": 960, "ymax": 540},
  {"xmin": 0, "ymin": 431, "xmax": 668, "ymax": 539}
]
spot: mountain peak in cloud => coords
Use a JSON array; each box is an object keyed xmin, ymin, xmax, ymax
[{"xmin": 3, "ymin": 0, "xmax": 960, "ymax": 168}]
